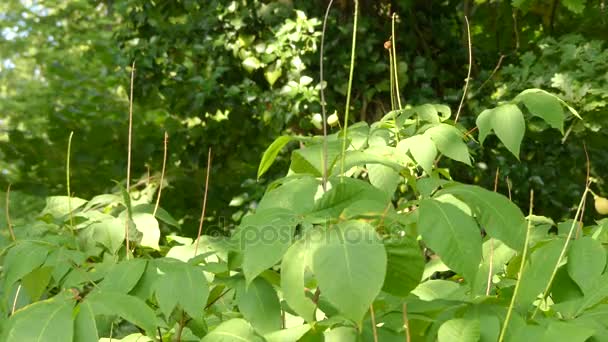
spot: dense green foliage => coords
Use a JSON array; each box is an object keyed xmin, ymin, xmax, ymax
[{"xmin": 1, "ymin": 0, "xmax": 608, "ymax": 341}]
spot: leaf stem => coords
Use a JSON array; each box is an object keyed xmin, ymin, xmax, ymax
[
  {"xmin": 498, "ymin": 190, "xmax": 534, "ymax": 342},
  {"xmin": 153, "ymin": 132, "xmax": 168, "ymax": 217},
  {"xmin": 319, "ymin": 0, "xmax": 334, "ymax": 192},
  {"xmin": 370, "ymin": 304, "xmax": 379, "ymax": 342},
  {"xmin": 454, "ymin": 16, "xmax": 472, "ymax": 124}
]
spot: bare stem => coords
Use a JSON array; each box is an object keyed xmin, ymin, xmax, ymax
[
  {"xmin": 5, "ymin": 184, "xmax": 15, "ymax": 241},
  {"xmin": 454, "ymin": 16, "xmax": 472, "ymax": 123},
  {"xmin": 370, "ymin": 304, "xmax": 379, "ymax": 342},
  {"xmin": 153, "ymin": 132, "xmax": 169, "ymax": 217},
  {"xmin": 194, "ymin": 148, "xmax": 212, "ymax": 256},
  {"xmin": 125, "ymin": 61, "xmax": 135, "ymax": 259},
  {"xmin": 498, "ymin": 190, "xmax": 534, "ymax": 342},
  {"xmin": 319, "ymin": 0, "xmax": 334, "ymax": 192},
  {"xmin": 11, "ymin": 284, "xmax": 21, "ymax": 315},
  {"xmin": 66, "ymin": 132, "xmax": 76, "ymax": 237},
  {"xmin": 402, "ymin": 302, "xmax": 411, "ymax": 342}
]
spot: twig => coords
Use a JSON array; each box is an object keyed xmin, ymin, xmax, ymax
[
  {"xmin": 125, "ymin": 61, "xmax": 135, "ymax": 259},
  {"xmin": 454, "ymin": 16, "xmax": 472, "ymax": 124},
  {"xmin": 11, "ymin": 284, "xmax": 21, "ymax": 315},
  {"xmin": 498, "ymin": 190, "xmax": 534, "ymax": 342},
  {"xmin": 370, "ymin": 304, "xmax": 379, "ymax": 342},
  {"xmin": 391, "ymin": 13, "xmax": 403, "ymax": 111},
  {"xmin": 66, "ymin": 132, "xmax": 76, "ymax": 237},
  {"xmin": 476, "ymin": 54, "xmax": 505, "ymax": 94},
  {"xmin": 5, "ymin": 184, "xmax": 15, "ymax": 241},
  {"xmin": 194, "ymin": 148, "xmax": 212, "ymax": 256},
  {"xmin": 339, "ymin": 0, "xmax": 359, "ymax": 177},
  {"xmin": 319, "ymin": 0, "xmax": 334, "ymax": 192},
  {"xmin": 153, "ymin": 132, "xmax": 168, "ymax": 217}
]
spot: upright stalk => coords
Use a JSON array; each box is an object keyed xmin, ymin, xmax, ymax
[
  {"xmin": 319, "ymin": 0, "xmax": 334, "ymax": 192},
  {"xmin": 125, "ymin": 61, "xmax": 135, "ymax": 259},
  {"xmin": 339, "ymin": 0, "xmax": 359, "ymax": 177}
]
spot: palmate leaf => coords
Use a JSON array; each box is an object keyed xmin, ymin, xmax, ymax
[
  {"xmin": 418, "ymin": 198, "xmax": 482, "ymax": 281},
  {"xmin": 154, "ymin": 259, "xmax": 209, "ymax": 319},
  {"xmin": 424, "ymin": 124, "xmax": 471, "ymax": 165},
  {"xmin": 311, "ymin": 221, "xmax": 386, "ymax": 323},
  {"xmin": 382, "ymin": 235, "xmax": 425, "ymax": 297},
  {"xmin": 567, "ymin": 237, "xmax": 606, "ymax": 294},
  {"xmin": 236, "ymin": 277, "xmax": 282, "ymax": 334},
  {"xmin": 85, "ymin": 290, "xmax": 158, "ymax": 336},
  {"xmin": 514, "ymin": 88, "xmax": 565, "ymax": 132},
  {"xmin": 99, "ymin": 258, "xmax": 147, "ymax": 293}
]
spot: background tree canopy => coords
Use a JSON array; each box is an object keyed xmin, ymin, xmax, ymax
[{"xmin": 1, "ymin": 0, "xmax": 607, "ymax": 234}]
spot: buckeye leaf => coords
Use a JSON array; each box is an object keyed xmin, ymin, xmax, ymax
[
  {"xmin": 437, "ymin": 184, "xmax": 526, "ymax": 251},
  {"xmin": 476, "ymin": 104, "xmax": 525, "ymax": 159},
  {"xmin": 568, "ymin": 237, "xmax": 606, "ymax": 294},
  {"xmin": 85, "ymin": 291, "xmax": 157, "ymax": 336},
  {"xmin": 438, "ymin": 318, "xmax": 480, "ymax": 342},
  {"xmin": 418, "ymin": 198, "xmax": 482, "ymax": 281},
  {"xmin": 237, "ymin": 277, "xmax": 282, "ymax": 334},
  {"xmin": 232, "ymin": 208, "xmax": 298, "ymax": 285},
  {"xmin": 154, "ymin": 260, "xmax": 209, "ymax": 319},
  {"xmin": 74, "ymin": 301, "xmax": 99, "ymax": 342},
  {"xmin": 258, "ymin": 136, "xmax": 293, "ymax": 179},
  {"xmin": 382, "ymin": 235, "xmax": 425, "ymax": 297},
  {"xmin": 515, "ymin": 89, "xmax": 565, "ymax": 132},
  {"xmin": 3, "ymin": 295, "xmax": 75, "ymax": 341},
  {"xmin": 201, "ymin": 319, "xmax": 265, "ymax": 342},
  {"xmin": 99, "ymin": 258, "xmax": 147, "ymax": 293},
  {"xmin": 424, "ymin": 124, "xmax": 471, "ymax": 165},
  {"xmin": 311, "ymin": 221, "xmax": 386, "ymax": 323},
  {"xmin": 280, "ymin": 238, "xmax": 317, "ymax": 322},
  {"xmin": 397, "ymin": 134, "xmax": 437, "ymax": 175}
]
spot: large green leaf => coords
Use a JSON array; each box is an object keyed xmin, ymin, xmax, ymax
[
  {"xmin": 516, "ymin": 239, "xmax": 564, "ymax": 309},
  {"xmin": 99, "ymin": 258, "xmax": 147, "ymax": 294},
  {"xmin": 232, "ymin": 208, "xmax": 298, "ymax": 285},
  {"xmin": 74, "ymin": 301, "xmax": 99, "ymax": 342},
  {"xmin": 514, "ymin": 89, "xmax": 565, "ymax": 132},
  {"xmin": 311, "ymin": 221, "xmax": 387, "ymax": 323},
  {"xmin": 87, "ymin": 216, "xmax": 124, "ymax": 254},
  {"xmin": 568, "ymin": 237, "xmax": 606, "ymax": 294},
  {"xmin": 258, "ymin": 136, "xmax": 293, "ymax": 179},
  {"xmin": 131, "ymin": 212, "xmax": 160, "ymax": 250},
  {"xmin": 154, "ymin": 259, "xmax": 209, "ymax": 319},
  {"xmin": 264, "ymin": 324, "xmax": 311, "ymax": 342},
  {"xmin": 476, "ymin": 104, "xmax": 525, "ymax": 158},
  {"xmin": 418, "ymin": 198, "xmax": 482, "ymax": 281},
  {"xmin": 438, "ymin": 318, "xmax": 480, "ymax": 342},
  {"xmin": 397, "ymin": 134, "xmax": 437, "ymax": 175},
  {"xmin": 437, "ymin": 184, "xmax": 527, "ymax": 251},
  {"xmin": 21, "ymin": 266, "xmax": 53, "ymax": 301},
  {"xmin": 290, "ymin": 140, "xmax": 343, "ymax": 177},
  {"xmin": 237, "ymin": 277, "xmax": 282, "ymax": 334},
  {"xmin": 257, "ymin": 176, "xmax": 320, "ymax": 214},
  {"xmin": 39, "ymin": 196, "xmax": 87, "ymax": 219},
  {"xmin": 367, "ymin": 163, "xmax": 401, "ymax": 196},
  {"xmin": 280, "ymin": 238, "xmax": 317, "ymax": 322},
  {"xmin": 85, "ymin": 291, "xmax": 158, "ymax": 335},
  {"xmin": 382, "ymin": 235, "xmax": 425, "ymax": 297},
  {"xmin": 2, "ymin": 241, "xmax": 51, "ymax": 295},
  {"xmin": 201, "ymin": 318, "xmax": 265, "ymax": 342},
  {"xmin": 424, "ymin": 124, "xmax": 471, "ymax": 165},
  {"xmin": 309, "ymin": 177, "xmax": 389, "ymax": 221},
  {"xmin": 3, "ymin": 295, "xmax": 75, "ymax": 341}
]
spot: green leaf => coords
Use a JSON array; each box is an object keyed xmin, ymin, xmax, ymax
[
  {"xmin": 99, "ymin": 259, "xmax": 147, "ymax": 293},
  {"xmin": 280, "ymin": 238, "xmax": 316, "ymax": 322},
  {"xmin": 572, "ymin": 273, "xmax": 608, "ymax": 316},
  {"xmin": 237, "ymin": 277, "xmax": 282, "ymax": 334},
  {"xmin": 74, "ymin": 301, "xmax": 99, "ymax": 342},
  {"xmin": 516, "ymin": 239, "xmax": 564, "ymax": 308},
  {"xmin": 39, "ymin": 196, "xmax": 87, "ymax": 218},
  {"xmin": 258, "ymin": 176, "xmax": 319, "ymax": 215},
  {"xmin": 3, "ymin": 241, "xmax": 51, "ymax": 295},
  {"xmin": 561, "ymin": 0, "xmax": 587, "ymax": 13},
  {"xmin": 242, "ymin": 56, "xmax": 262, "ymax": 72},
  {"xmin": 437, "ymin": 184, "xmax": 527, "ymax": 251},
  {"xmin": 264, "ymin": 324, "xmax": 311, "ymax": 342},
  {"xmin": 416, "ymin": 104, "xmax": 440, "ymax": 123},
  {"xmin": 85, "ymin": 291, "xmax": 158, "ymax": 335},
  {"xmin": 544, "ymin": 320, "xmax": 594, "ymax": 341},
  {"xmin": 382, "ymin": 235, "xmax": 425, "ymax": 297},
  {"xmin": 232, "ymin": 208, "xmax": 298, "ymax": 285},
  {"xmin": 3, "ymin": 295, "xmax": 75, "ymax": 341},
  {"xmin": 21, "ymin": 266, "xmax": 52, "ymax": 301},
  {"xmin": 367, "ymin": 163, "xmax": 401, "ymax": 196},
  {"xmin": 155, "ymin": 259, "xmax": 209, "ymax": 319},
  {"xmin": 438, "ymin": 318, "xmax": 480, "ymax": 342},
  {"xmin": 411, "ymin": 279, "xmax": 464, "ymax": 301},
  {"xmin": 397, "ymin": 134, "xmax": 437, "ymax": 175},
  {"xmin": 87, "ymin": 216, "xmax": 124, "ymax": 253},
  {"xmin": 424, "ymin": 124, "xmax": 471, "ymax": 165},
  {"xmin": 418, "ymin": 198, "xmax": 482, "ymax": 281},
  {"xmin": 311, "ymin": 221, "xmax": 387, "ymax": 323},
  {"xmin": 309, "ymin": 177, "xmax": 389, "ymax": 221},
  {"xmin": 290, "ymin": 140, "xmax": 343, "ymax": 177},
  {"xmin": 568, "ymin": 237, "xmax": 606, "ymax": 294},
  {"xmin": 476, "ymin": 104, "xmax": 525, "ymax": 158},
  {"xmin": 258, "ymin": 136, "xmax": 293, "ymax": 179},
  {"xmin": 515, "ymin": 89, "xmax": 565, "ymax": 132},
  {"xmin": 264, "ymin": 62, "xmax": 283, "ymax": 87},
  {"xmin": 131, "ymin": 212, "xmax": 160, "ymax": 250},
  {"xmin": 201, "ymin": 318, "xmax": 265, "ymax": 342}
]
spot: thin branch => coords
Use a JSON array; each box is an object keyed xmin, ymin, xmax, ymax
[
  {"xmin": 125, "ymin": 61, "xmax": 135, "ymax": 259},
  {"xmin": 391, "ymin": 13, "xmax": 403, "ymax": 111},
  {"xmin": 476, "ymin": 54, "xmax": 505, "ymax": 94},
  {"xmin": 319, "ymin": 0, "xmax": 334, "ymax": 192},
  {"xmin": 153, "ymin": 132, "xmax": 169, "ymax": 217},
  {"xmin": 498, "ymin": 190, "xmax": 534, "ymax": 342},
  {"xmin": 194, "ymin": 148, "xmax": 212, "ymax": 256},
  {"xmin": 66, "ymin": 132, "xmax": 76, "ymax": 237},
  {"xmin": 455, "ymin": 16, "xmax": 472, "ymax": 123},
  {"xmin": 486, "ymin": 168, "xmax": 500, "ymax": 295},
  {"xmin": 5, "ymin": 184, "xmax": 15, "ymax": 241},
  {"xmin": 11, "ymin": 284, "xmax": 21, "ymax": 315}
]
